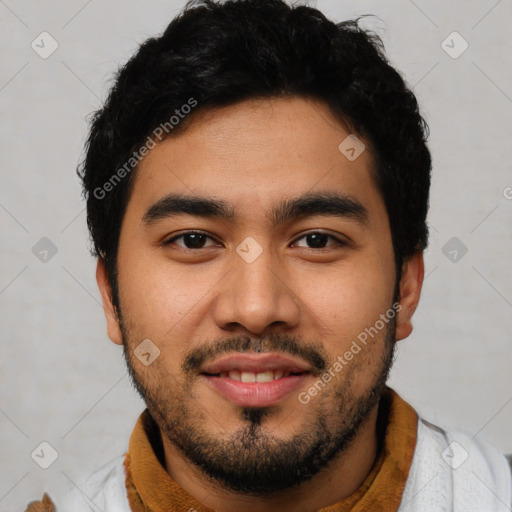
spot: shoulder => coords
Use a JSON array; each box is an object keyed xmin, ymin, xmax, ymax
[
  {"xmin": 399, "ymin": 416, "xmax": 512, "ymax": 511},
  {"xmin": 418, "ymin": 417, "xmax": 510, "ymax": 477},
  {"xmin": 59, "ymin": 454, "xmax": 130, "ymax": 512}
]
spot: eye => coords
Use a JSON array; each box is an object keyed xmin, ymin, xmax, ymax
[
  {"xmin": 291, "ymin": 232, "xmax": 345, "ymax": 249},
  {"xmin": 164, "ymin": 230, "xmax": 345, "ymax": 250},
  {"xmin": 164, "ymin": 231, "xmax": 220, "ymax": 249}
]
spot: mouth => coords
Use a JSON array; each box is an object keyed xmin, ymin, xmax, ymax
[
  {"xmin": 199, "ymin": 353, "xmax": 314, "ymax": 407},
  {"xmin": 202, "ymin": 369, "xmax": 308, "ymax": 381}
]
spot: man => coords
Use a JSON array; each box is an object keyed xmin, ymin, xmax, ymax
[{"xmin": 25, "ymin": 0, "xmax": 511, "ymax": 510}]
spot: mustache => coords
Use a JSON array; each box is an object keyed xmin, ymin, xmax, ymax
[{"xmin": 182, "ymin": 332, "xmax": 328, "ymax": 376}]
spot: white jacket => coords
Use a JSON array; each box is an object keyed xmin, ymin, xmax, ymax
[{"xmin": 60, "ymin": 417, "xmax": 512, "ymax": 511}]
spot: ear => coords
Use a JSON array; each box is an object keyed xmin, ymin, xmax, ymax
[
  {"xmin": 395, "ymin": 252, "xmax": 424, "ymax": 341},
  {"xmin": 96, "ymin": 258, "xmax": 123, "ymax": 345}
]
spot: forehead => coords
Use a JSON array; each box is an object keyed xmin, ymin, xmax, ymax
[{"xmin": 125, "ymin": 96, "xmax": 385, "ymax": 226}]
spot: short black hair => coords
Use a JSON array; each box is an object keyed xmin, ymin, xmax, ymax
[{"xmin": 79, "ymin": 0, "xmax": 431, "ymax": 309}]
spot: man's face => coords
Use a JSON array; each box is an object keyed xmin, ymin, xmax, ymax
[{"xmin": 100, "ymin": 97, "xmax": 416, "ymax": 495}]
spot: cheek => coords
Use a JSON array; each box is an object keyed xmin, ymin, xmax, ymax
[
  {"xmin": 117, "ymin": 248, "xmax": 218, "ymax": 340},
  {"xmin": 299, "ymin": 257, "xmax": 395, "ymax": 339},
  {"xmin": 302, "ymin": 267, "xmax": 395, "ymax": 395}
]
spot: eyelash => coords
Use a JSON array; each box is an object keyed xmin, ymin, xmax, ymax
[{"xmin": 164, "ymin": 230, "xmax": 346, "ymax": 250}]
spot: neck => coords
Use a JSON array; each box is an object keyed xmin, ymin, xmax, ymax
[{"xmin": 161, "ymin": 403, "xmax": 382, "ymax": 512}]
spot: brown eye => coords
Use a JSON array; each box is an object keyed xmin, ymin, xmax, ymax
[
  {"xmin": 292, "ymin": 232, "xmax": 345, "ymax": 249},
  {"xmin": 165, "ymin": 231, "xmax": 218, "ymax": 249}
]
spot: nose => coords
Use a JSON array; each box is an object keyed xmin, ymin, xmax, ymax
[{"xmin": 211, "ymin": 245, "xmax": 301, "ymax": 335}]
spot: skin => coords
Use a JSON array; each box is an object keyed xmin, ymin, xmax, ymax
[{"xmin": 97, "ymin": 96, "xmax": 424, "ymax": 512}]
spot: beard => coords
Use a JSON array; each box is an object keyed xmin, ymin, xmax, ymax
[{"xmin": 120, "ymin": 314, "xmax": 396, "ymax": 496}]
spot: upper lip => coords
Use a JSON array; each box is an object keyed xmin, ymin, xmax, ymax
[{"xmin": 200, "ymin": 353, "xmax": 313, "ymax": 375}]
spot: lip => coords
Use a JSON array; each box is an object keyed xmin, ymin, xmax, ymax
[
  {"xmin": 202, "ymin": 373, "xmax": 309, "ymax": 407},
  {"xmin": 200, "ymin": 352, "xmax": 313, "ymax": 375},
  {"xmin": 199, "ymin": 352, "xmax": 313, "ymax": 407}
]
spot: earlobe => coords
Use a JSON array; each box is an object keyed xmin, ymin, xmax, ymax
[
  {"xmin": 96, "ymin": 258, "xmax": 124, "ymax": 345},
  {"xmin": 395, "ymin": 252, "xmax": 424, "ymax": 341}
]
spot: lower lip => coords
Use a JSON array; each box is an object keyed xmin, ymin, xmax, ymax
[{"xmin": 202, "ymin": 374, "xmax": 309, "ymax": 407}]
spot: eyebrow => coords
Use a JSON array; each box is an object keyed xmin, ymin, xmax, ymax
[{"xmin": 142, "ymin": 192, "xmax": 369, "ymax": 227}]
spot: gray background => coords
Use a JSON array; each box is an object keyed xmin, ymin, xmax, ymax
[{"xmin": 1, "ymin": 0, "xmax": 511, "ymax": 510}]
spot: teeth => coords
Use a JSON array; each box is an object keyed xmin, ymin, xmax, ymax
[
  {"xmin": 240, "ymin": 371, "xmax": 256, "ymax": 383},
  {"xmin": 256, "ymin": 371, "xmax": 274, "ymax": 383},
  {"xmin": 219, "ymin": 370, "xmax": 294, "ymax": 382}
]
